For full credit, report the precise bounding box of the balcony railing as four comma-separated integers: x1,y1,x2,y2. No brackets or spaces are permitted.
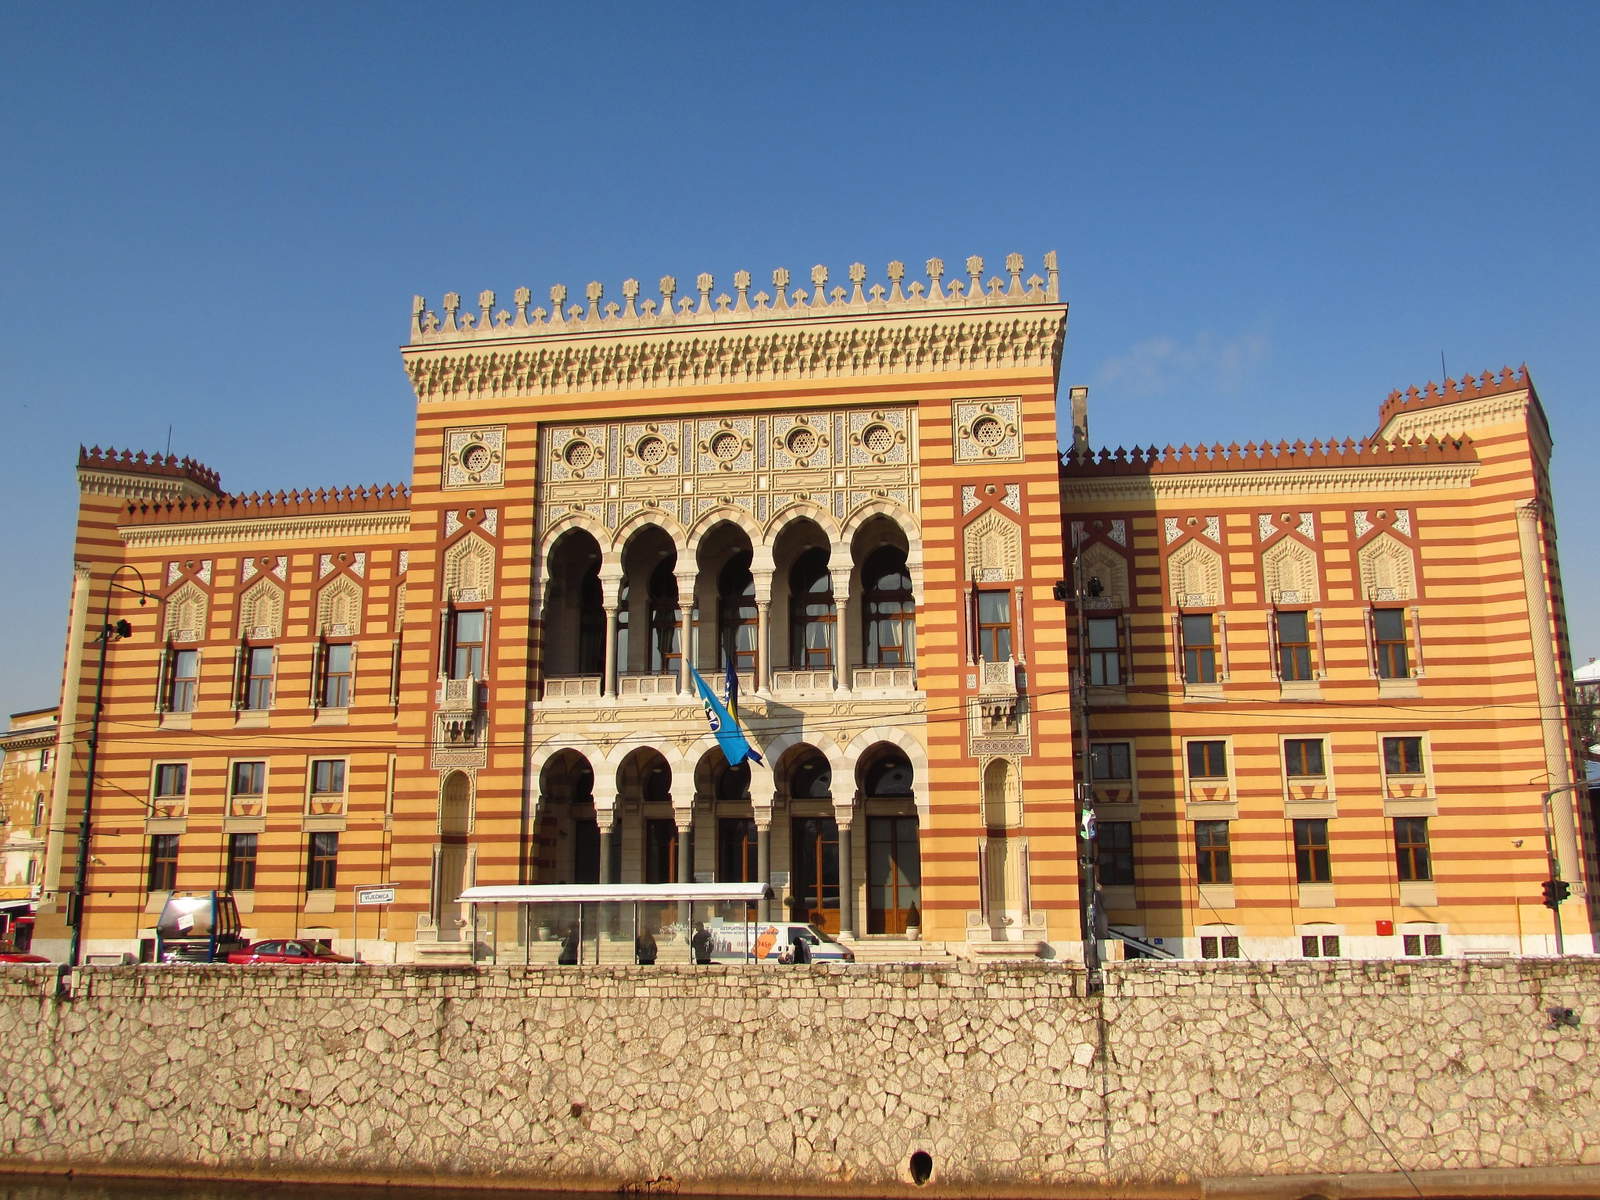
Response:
851,665,916,691
618,672,679,698
544,675,602,700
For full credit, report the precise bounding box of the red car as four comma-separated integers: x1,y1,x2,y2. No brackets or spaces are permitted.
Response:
225,939,353,965
0,952,51,964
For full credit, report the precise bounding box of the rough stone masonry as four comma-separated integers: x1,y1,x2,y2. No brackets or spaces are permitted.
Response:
0,958,1596,1197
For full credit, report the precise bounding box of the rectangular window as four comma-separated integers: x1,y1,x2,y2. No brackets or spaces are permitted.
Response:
451,610,486,679
1294,818,1331,883
147,834,179,892
310,759,346,798
1383,736,1424,776
168,649,199,712
977,590,1013,662
1301,935,1341,958
1195,820,1231,884
1200,935,1240,959
244,646,275,710
32,792,45,829
1276,611,1313,681
227,833,258,891
321,643,353,708
1284,738,1325,778
1086,616,1122,685
1394,816,1431,882
1373,608,1409,678
230,760,265,799
1098,821,1135,886
1187,740,1228,779
153,763,188,802
1090,741,1133,782
40,747,51,771
1181,614,1217,683
306,832,339,891
1403,933,1443,957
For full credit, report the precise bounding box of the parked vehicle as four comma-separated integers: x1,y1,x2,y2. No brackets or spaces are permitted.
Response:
0,952,50,964
708,921,854,963
226,939,353,966
155,891,249,963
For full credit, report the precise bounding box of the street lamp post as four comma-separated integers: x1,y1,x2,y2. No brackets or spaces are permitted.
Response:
67,564,158,968
1539,779,1591,957
1056,555,1104,993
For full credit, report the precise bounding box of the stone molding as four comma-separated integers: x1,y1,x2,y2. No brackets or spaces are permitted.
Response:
404,308,1067,402
1061,462,1479,504
120,511,411,549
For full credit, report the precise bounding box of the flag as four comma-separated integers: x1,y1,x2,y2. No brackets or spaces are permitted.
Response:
724,656,740,721
690,663,763,767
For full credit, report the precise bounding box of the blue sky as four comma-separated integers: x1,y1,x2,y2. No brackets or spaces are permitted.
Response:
2,1,1597,720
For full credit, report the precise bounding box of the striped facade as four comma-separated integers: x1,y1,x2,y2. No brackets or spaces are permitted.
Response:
27,254,1594,963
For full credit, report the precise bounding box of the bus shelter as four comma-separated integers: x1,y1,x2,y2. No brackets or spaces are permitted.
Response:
455,882,774,965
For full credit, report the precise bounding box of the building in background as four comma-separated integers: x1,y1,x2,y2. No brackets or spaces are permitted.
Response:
0,707,57,949
27,252,1595,963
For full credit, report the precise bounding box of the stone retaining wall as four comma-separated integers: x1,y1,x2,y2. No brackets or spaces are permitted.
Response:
1,958,1596,1196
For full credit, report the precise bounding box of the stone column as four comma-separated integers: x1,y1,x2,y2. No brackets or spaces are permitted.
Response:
835,805,855,938
1516,501,1582,887
830,568,852,695
755,599,772,694
677,572,697,696
755,814,773,920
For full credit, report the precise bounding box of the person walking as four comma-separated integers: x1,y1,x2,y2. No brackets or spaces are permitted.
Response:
691,921,713,965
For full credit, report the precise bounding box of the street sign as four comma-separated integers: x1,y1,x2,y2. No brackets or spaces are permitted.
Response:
356,886,396,906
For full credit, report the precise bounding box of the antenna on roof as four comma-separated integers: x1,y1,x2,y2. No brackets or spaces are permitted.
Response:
1440,351,1447,382
165,424,173,458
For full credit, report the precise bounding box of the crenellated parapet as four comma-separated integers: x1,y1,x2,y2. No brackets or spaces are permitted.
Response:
1376,365,1535,428
409,253,1061,344
79,445,222,491
122,483,411,526
1062,434,1476,478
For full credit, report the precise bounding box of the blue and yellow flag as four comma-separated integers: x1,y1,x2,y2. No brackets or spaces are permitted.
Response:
690,663,763,767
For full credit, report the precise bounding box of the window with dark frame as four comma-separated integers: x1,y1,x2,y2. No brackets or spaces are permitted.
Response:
1086,616,1122,685
1187,740,1228,779
227,833,258,891
1373,608,1410,678
230,760,265,799
1403,933,1444,956
718,552,760,673
153,763,187,802
863,546,915,666
321,642,353,707
243,646,275,710
1293,818,1331,883
147,834,179,892
1090,742,1133,782
1195,820,1231,884
1394,816,1432,882
1181,613,1217,682
168,649,199,712
1098,821,1135,886
790,548,836,668
307,832,339,891
1200,935,1240,959
1276,610,1313,681
450,610,486,680
976,589,1013,663
310,759,346,799
1284,738,1326,778
1301,934,1341,957
1383,736,1424,776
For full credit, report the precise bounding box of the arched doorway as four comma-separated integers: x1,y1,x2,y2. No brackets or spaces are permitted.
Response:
859,745,920,934
436,771,473,940
535,751,597,884
618,747,676,883
784,746,837,931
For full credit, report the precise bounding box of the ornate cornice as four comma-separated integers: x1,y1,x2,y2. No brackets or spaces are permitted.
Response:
0,726,57,753
77,469,219,504
1061,462,1481,504
404,307,1067,403
119,510,411,549
1380,393,1546,460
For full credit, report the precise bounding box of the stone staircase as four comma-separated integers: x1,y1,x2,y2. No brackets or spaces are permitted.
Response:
842,938,959,964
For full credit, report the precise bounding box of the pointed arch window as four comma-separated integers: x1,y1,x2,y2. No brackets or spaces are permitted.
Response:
718,551,758,673
863,546,914,666
578,570,605,675
648,559,680,674
790,548,835,668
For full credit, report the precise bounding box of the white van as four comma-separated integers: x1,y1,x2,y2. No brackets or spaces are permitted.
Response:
708,921,853,963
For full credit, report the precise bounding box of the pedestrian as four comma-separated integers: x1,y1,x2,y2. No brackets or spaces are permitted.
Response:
558,924,579,965
691,921,713,965
635,926,658,965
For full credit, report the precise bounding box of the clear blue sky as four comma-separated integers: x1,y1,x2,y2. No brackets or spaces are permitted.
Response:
3,1,1596,720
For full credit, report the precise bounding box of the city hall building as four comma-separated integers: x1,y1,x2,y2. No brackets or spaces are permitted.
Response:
28,251,1595,963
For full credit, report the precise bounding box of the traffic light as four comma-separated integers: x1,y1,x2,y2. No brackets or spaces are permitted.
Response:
1542,879,1571,909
